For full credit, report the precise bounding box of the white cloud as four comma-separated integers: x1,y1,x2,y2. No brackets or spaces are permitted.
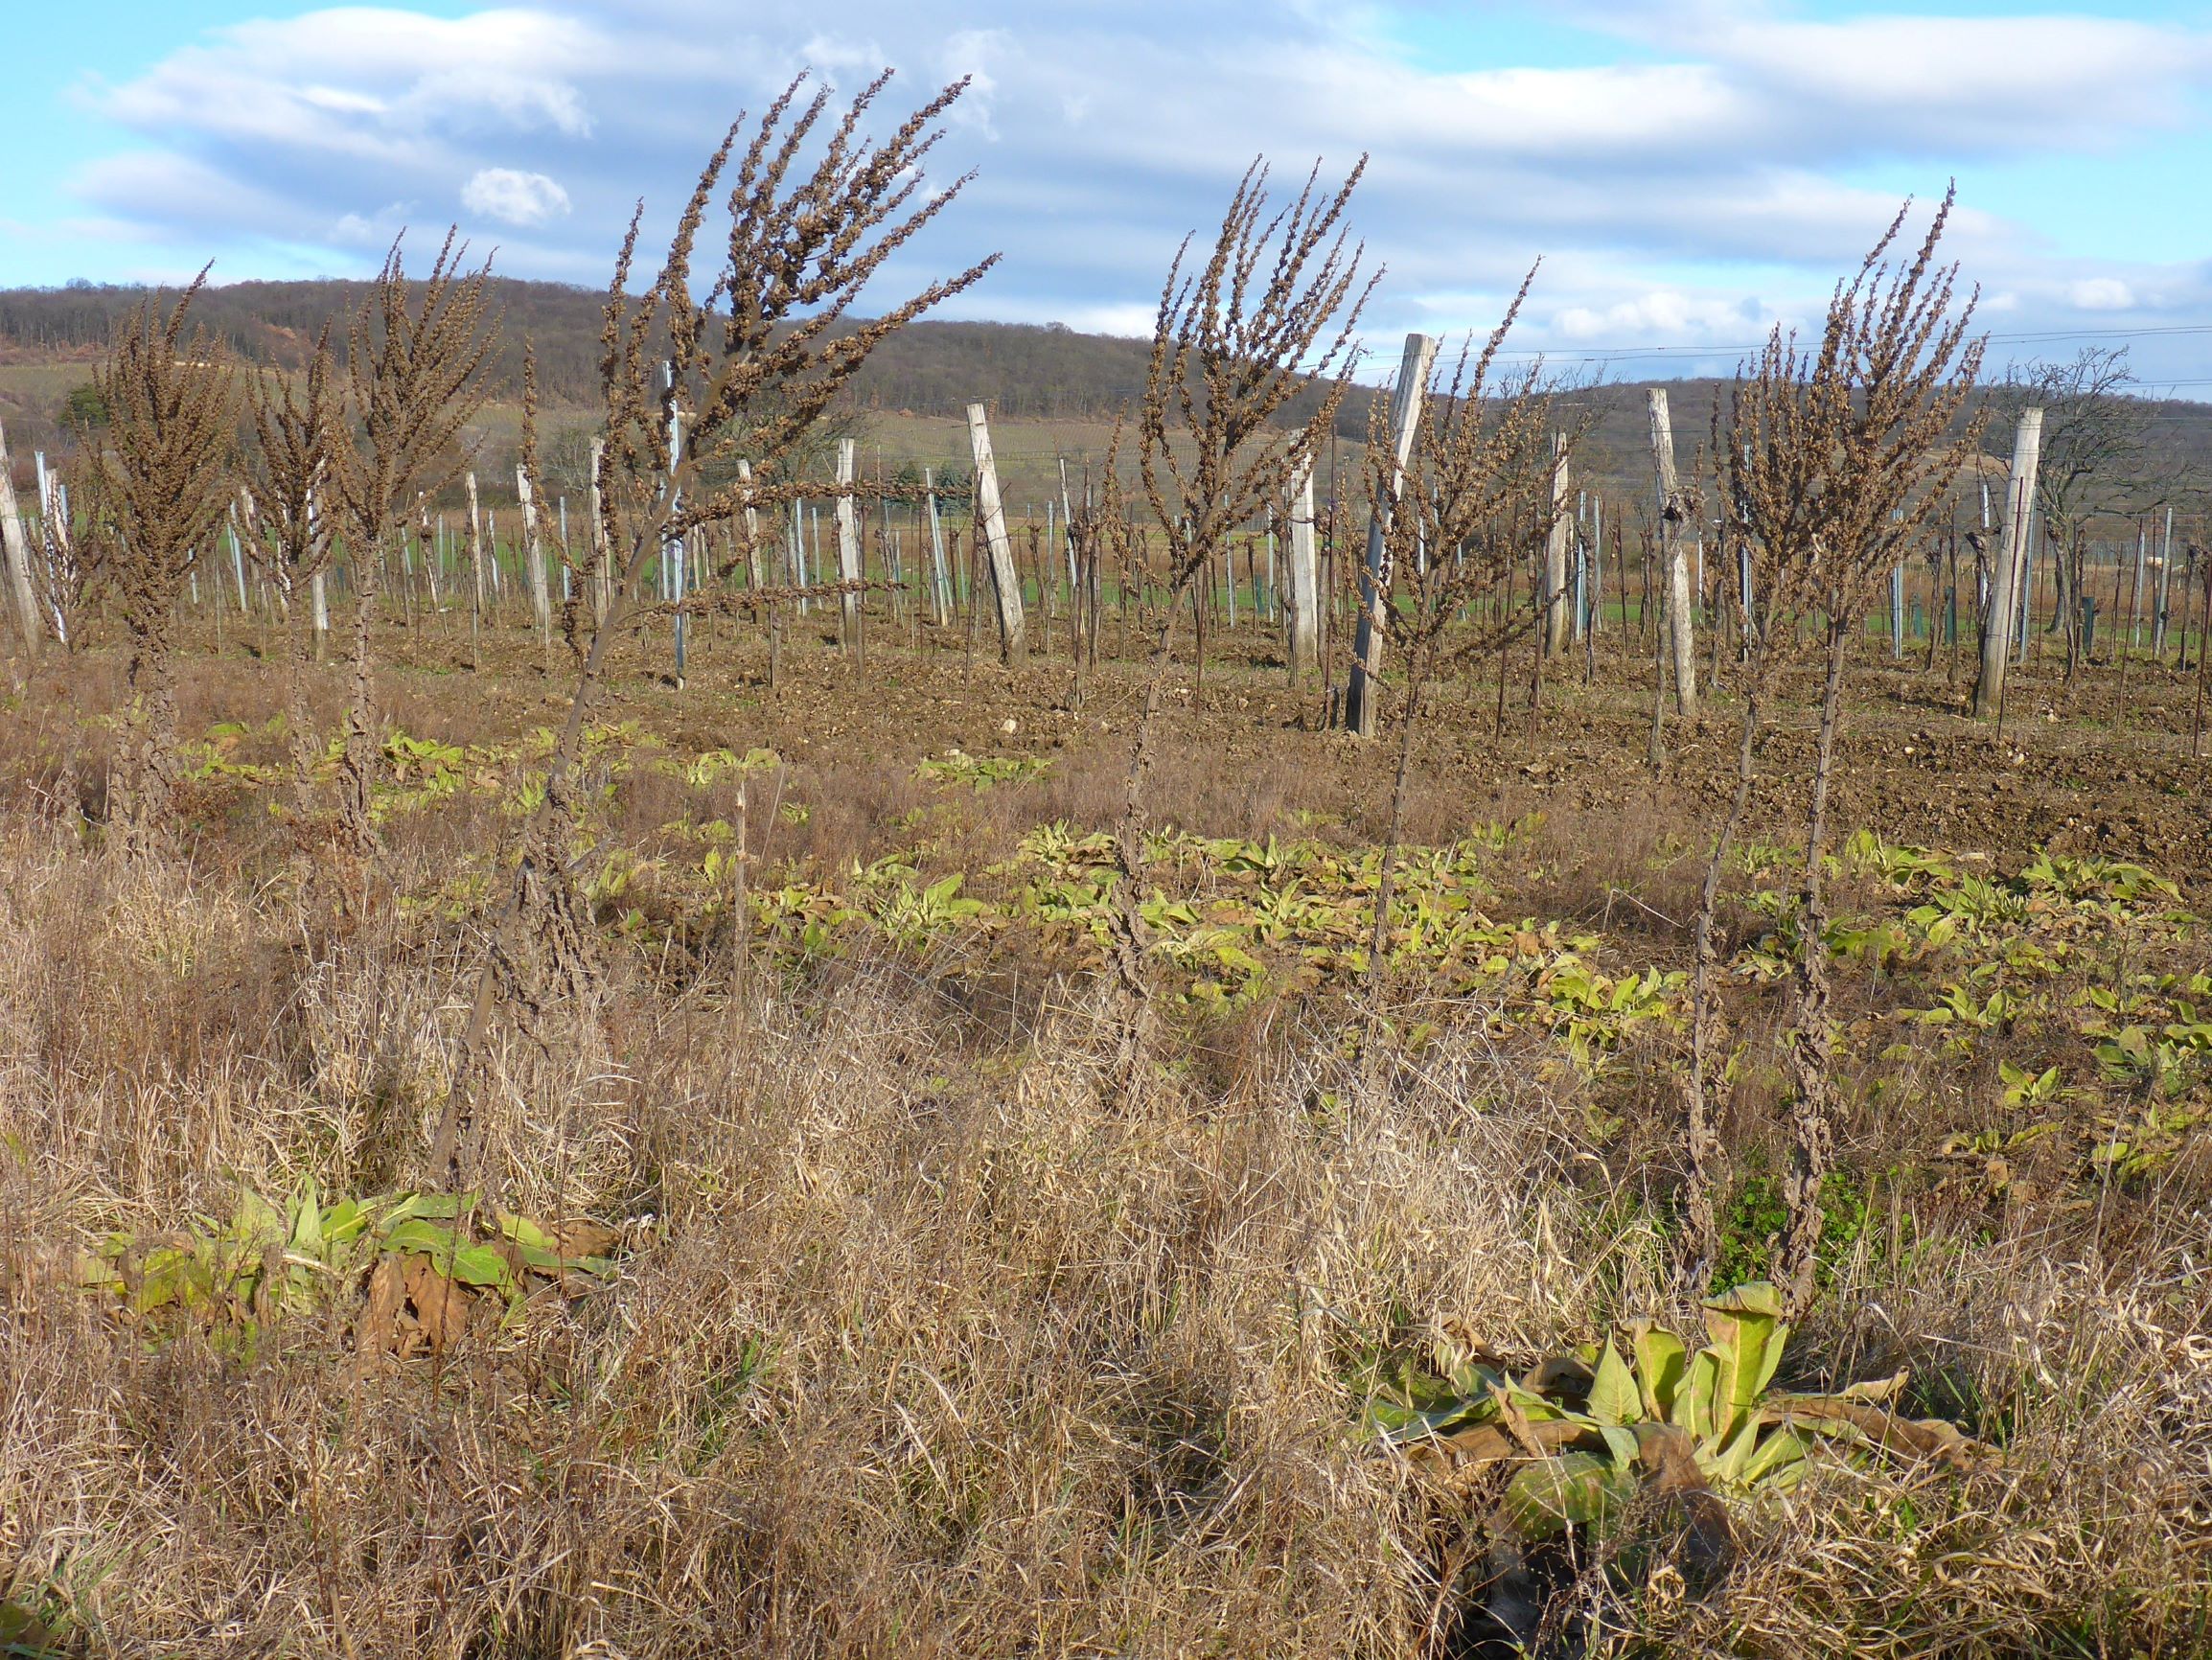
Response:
332,207,409,245
1553,289,1766,345
30,0,2212,385
461,167,571,226
92,6,601,169
2069,278,2136,312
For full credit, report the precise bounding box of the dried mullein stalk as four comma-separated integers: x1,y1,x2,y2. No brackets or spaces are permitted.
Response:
427,69,998,1185
1688,189,1986,1306
1359,271,1565,1011
81,269,238,847
329,232,499,863
243,322,344,817
1107,159,1374,1065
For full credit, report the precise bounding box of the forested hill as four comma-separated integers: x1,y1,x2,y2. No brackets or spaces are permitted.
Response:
5,277,2207,494
0,276,1153,419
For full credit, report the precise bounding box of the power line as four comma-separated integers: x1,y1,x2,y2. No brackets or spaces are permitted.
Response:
1485,320,2212,365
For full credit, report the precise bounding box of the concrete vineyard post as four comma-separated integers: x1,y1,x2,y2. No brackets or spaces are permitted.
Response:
1544,431,1572,657
588,438,610,625
736,460,763,592
517,464,553,650
1262,513,1277,625
301,476,328,660
1223,507,1238,631
1286,459,1319,683
1592,496,1604,640
788,499,805,614
45,473,73,645
966,403,1026,666
2155,507,2175,659
924,467,952,625
1647,389,1698,721
1046,501,1062,635
2131,520,2148,651
871,464,898,625
1576,541,1589,641
665,369,687,685
1974,406,2043,721
0,420,42,656
1346,332,1439,738
563,527,575,605
465,471,487,623
1058,456,1079,604
835,437,864,665
228,521,249,615
423,497,444,613
237,489,265,617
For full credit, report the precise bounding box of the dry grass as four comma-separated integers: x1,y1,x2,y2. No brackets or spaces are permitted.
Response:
0,642,2208,1659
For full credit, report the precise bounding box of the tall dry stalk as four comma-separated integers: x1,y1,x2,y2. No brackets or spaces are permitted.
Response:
1359,271,1556,1003
517,339,554,663
329,233,499,860
243,324,344,810
78,271,238,845
1702,190,1984,1308
1108,160,1373,1049
427,69,997,1184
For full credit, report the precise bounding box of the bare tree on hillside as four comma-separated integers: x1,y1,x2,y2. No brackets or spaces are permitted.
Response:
1984,347,2171,678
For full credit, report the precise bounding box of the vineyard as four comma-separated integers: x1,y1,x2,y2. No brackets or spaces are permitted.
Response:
1,72,2209,1660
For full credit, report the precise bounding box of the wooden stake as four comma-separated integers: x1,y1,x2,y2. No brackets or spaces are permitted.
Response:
1544,431,1571,657
835,437,863,665
1974,407,2042,721
1285,458,1319,683
1647,389,1697,721
1346,332,1439,737
965,404,1026,666
0,420,43,656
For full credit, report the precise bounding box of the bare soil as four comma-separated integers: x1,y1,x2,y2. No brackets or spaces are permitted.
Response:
153,605,2212,902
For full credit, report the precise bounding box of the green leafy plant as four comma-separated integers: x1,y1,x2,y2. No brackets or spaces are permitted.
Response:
913,751,1052,791
1366,1282,1979,1548
80,1180,616,1357
0,1596,62,1660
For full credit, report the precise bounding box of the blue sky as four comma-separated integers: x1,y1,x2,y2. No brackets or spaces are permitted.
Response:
5,0,2210,391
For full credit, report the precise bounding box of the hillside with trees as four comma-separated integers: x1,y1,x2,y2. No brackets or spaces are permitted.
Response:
6,277,2207,503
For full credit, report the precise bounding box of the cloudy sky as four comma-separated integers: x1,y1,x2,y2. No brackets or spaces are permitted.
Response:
5,0,2210,390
